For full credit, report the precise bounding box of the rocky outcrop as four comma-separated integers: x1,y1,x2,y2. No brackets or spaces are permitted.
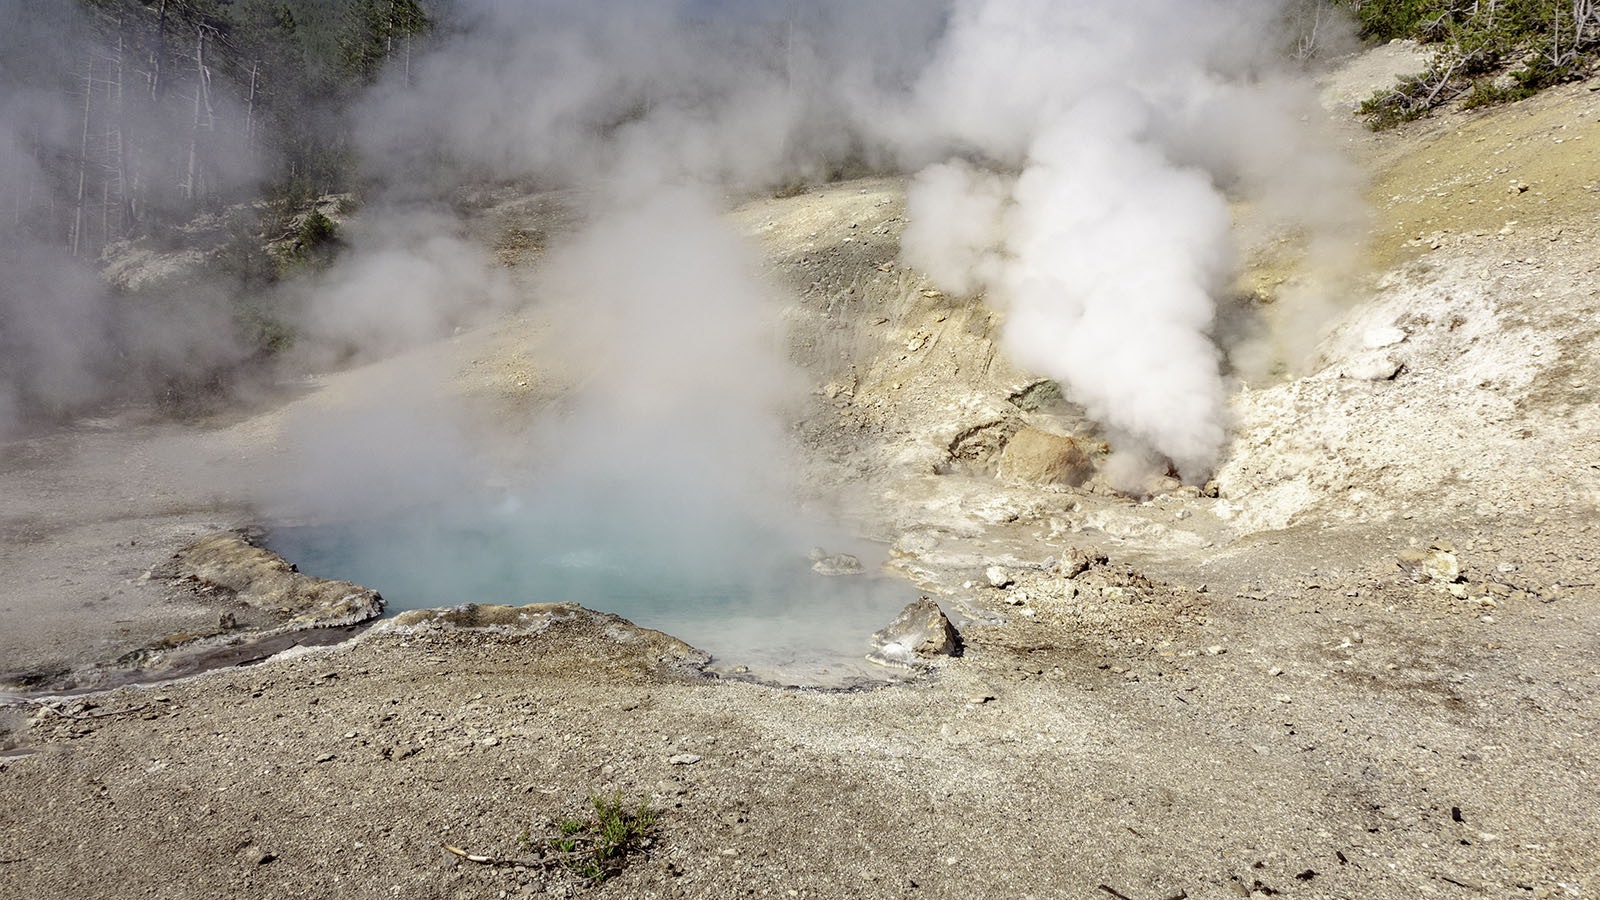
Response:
995,428,1096,487
155,532,384,628
867,597,960,669
380,602,712,674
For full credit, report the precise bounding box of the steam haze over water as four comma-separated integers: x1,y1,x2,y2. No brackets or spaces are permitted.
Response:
2,1,1364,672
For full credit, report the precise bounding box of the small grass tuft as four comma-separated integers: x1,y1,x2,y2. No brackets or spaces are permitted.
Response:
519,793,658,884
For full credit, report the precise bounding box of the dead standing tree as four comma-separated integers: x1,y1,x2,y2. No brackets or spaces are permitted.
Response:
182,23,215,204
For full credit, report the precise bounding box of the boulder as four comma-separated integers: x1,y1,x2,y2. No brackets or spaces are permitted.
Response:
1059,547,1109,579
996,428,1095,486
985,565,1013,588
867,597,960,669
1398,545,1462,584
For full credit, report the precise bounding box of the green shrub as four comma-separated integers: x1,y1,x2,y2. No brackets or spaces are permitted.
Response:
297,210,339,251
1343,0,1435,41
1341,0,1599,127
519,793,658,884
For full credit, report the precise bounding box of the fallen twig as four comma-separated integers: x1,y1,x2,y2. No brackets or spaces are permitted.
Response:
1098,886,1136,900
441,843,586,870
1438,874,1482,891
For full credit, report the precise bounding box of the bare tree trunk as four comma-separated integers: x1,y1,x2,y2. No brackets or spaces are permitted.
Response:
73,55,94,257
1577,0,1599,42
184,27,209,204
114,10,133,235
151,0,168,100
1551,4,1564,66
245,59,259,143
100,156,111,250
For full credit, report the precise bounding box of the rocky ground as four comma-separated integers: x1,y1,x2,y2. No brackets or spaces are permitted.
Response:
2,49,1599,899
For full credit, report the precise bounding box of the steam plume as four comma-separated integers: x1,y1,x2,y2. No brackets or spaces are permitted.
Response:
328,0,1360,484
2,0,1364,501
899,0,1363,481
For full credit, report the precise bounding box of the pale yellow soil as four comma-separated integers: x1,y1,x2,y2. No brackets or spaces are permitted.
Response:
1368,79,1600,266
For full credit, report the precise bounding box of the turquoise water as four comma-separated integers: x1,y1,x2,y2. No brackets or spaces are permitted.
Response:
267,501,914,672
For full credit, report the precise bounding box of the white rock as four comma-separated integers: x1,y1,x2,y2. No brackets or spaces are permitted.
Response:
1363,326,1408,349
986,566,1013,588
1343,358,1404,381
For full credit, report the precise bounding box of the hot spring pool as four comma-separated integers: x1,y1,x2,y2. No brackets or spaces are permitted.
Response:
268,506,917,678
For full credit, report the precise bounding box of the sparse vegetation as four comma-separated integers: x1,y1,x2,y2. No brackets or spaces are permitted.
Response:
1342,0,1600,127
771,179,810,200
519,793,659,885
287,210,344,268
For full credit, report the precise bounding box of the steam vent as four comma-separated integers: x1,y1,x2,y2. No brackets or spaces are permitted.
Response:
3,3,1599,898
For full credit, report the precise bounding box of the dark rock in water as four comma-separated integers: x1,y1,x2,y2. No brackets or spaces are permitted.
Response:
809,548,864,576
868,597,960,669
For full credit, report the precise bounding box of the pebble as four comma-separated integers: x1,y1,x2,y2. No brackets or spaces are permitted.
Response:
986,566,1013,589
668,753,702,766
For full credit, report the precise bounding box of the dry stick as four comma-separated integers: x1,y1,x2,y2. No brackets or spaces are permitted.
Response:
1423,57,1468,107
1098,886,1136,900
441,843,592,870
